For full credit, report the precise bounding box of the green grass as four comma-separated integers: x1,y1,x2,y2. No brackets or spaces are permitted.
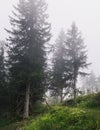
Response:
86,108,100,125
0,107,100,130
23,106,100,130
0,92,100,130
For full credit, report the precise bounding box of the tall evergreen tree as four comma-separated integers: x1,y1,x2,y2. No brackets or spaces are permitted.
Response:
0,42,7,113
6,0,51,118
51,30,71,103
66,22,89,103
0,44,5,88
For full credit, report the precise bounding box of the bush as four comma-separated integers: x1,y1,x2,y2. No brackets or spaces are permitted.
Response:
64,92,100,108
76,92,100,108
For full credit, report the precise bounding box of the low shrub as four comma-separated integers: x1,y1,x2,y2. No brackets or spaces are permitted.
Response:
64,92,100,108
76,92,100,108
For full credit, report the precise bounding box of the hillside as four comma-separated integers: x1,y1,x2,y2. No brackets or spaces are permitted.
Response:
0,92,100,130
24,107,100,130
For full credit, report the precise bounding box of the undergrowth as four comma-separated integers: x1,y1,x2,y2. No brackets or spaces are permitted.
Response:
24,106,100,130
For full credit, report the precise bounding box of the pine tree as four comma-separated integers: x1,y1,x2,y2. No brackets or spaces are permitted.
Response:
6,0,51,118
66,22,89,104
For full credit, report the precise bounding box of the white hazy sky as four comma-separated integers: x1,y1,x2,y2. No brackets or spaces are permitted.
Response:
0,0,100,75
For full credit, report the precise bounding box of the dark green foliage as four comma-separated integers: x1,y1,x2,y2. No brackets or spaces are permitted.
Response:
30,102,49,116
24,106,99,130
0,43,9,116
76,92,100,108
6,0,51,116
64,92,100,108
0,118,24,130
0,45,5,88
0,103,48,130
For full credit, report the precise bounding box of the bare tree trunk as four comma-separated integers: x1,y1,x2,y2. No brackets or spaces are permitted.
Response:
60,88,63,103
73,78,76,105
23,84,30,119
45,99,51,109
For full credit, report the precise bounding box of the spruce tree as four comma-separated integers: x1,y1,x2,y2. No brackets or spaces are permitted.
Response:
6,0,51,118
51,30,71,103
0,42,7,113
0,45,5,88
66,22,89,104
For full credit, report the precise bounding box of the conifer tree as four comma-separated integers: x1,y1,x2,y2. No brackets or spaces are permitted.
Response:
0,42,7,112
66,22,89,104
51,30,71,103
6,0,51,118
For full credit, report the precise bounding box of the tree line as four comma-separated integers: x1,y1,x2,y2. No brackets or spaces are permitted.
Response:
0,0,89,119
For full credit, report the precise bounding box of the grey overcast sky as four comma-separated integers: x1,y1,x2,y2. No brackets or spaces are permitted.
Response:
0,0,100,75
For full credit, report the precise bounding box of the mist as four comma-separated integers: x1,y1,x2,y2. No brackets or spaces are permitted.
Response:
0,0,100,75
0,0,100,128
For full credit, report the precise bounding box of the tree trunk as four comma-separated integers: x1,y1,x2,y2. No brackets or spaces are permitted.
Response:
60,89,63,103
23,84,30,119
45,99,51,109
73,78,76,105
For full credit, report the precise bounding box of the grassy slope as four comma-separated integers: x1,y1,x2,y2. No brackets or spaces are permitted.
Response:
0,92,100,130
87,109,100,121
23,107,100,130
0,108,100,130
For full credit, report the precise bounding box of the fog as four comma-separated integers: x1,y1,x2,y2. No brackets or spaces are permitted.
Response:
0,0,100,75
